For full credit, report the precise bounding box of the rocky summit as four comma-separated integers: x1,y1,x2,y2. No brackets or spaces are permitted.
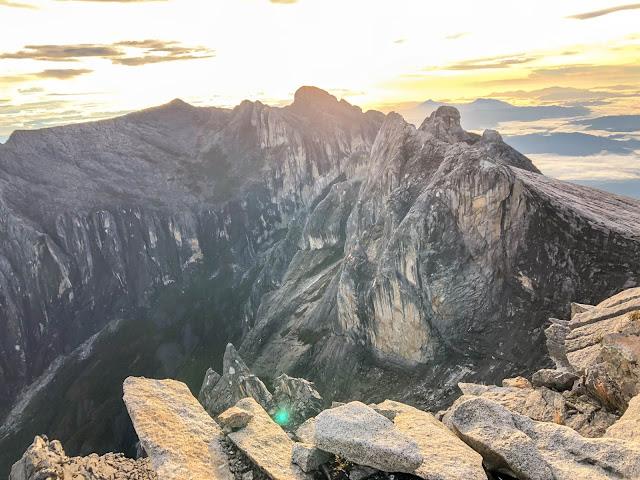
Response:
9,287,640,479
2,87,640,475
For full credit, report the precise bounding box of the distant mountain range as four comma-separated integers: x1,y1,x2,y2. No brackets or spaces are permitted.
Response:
410,98,589,130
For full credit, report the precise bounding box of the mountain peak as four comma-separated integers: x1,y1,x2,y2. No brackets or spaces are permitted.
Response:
293,86,339,108
165,98,193,109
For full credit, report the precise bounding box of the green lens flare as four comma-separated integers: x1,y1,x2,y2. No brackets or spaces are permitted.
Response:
274,409,290,425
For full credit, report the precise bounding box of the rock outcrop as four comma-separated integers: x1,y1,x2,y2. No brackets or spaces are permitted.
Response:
224,397,308,480
199,344,273,416
313,401,423,473
3,86,640,474
10,435,156,480
374,400,486,480
272,374,324,427
605,394,640,441
449,396,640,480
122,377,233,480
558,288,640,412
448,381,618,437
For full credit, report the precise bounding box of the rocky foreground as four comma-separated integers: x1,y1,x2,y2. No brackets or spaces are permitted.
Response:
10,287,640,479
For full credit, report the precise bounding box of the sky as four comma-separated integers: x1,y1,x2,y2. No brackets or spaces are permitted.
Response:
0,0,639,195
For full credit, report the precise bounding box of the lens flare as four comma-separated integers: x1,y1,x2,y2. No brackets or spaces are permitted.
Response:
274,409,290,426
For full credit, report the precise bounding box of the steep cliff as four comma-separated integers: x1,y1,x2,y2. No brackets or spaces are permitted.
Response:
1,87,639,474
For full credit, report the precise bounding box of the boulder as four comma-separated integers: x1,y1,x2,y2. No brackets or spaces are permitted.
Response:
449,396,640,480
122,377,232,480
313,401,423,473
295,417,316,444
606,394,640,441
374,400,487,480
457,383,565,424
225,397,307,480
217,406,253,431
291,443,332,473
199,343,273,416
531,369,578,392
272,374,324,426
10,435,156,480
502,376,533,389
453,382,616,437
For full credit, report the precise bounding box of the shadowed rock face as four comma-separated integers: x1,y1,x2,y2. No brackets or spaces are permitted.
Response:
1,86,640,474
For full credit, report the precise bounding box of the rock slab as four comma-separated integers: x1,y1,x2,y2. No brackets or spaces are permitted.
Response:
314,401,423,473
449,396,640,480
122,376,233,480
375,400,486,480
226,397,308,480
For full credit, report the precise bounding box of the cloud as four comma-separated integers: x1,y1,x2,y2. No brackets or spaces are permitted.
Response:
477,63,640,90
0,0,36,8
573,115,640,133
56,0,166,2
0,40,214,66
504,132,640,156
36,69,93,79
427,53,538,71
0,69,92,85
18,87,45,94
568,3,640,20
402,98,589,130
489,86,640,104
445,32,469,40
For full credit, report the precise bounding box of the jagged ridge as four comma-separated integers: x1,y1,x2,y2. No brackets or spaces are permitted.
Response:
1,87,639,476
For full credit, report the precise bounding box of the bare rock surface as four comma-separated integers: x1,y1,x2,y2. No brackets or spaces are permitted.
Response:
10,435,156,480
199,368,222,405
531,369,578,392
272,374,324,426
122,376,233,480
295,417,317,444
200,344,273,416
218,406,254,431
313,401,423,473
606,394,640,441
550,288,640,411
225,397,308,480
452,381,617,437
374,400,486,480
457,382,566,424
449,396,640,480
291,443,332,473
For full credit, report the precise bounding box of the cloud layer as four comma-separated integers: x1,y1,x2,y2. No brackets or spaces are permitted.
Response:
1,40,214,66
568,3,640,20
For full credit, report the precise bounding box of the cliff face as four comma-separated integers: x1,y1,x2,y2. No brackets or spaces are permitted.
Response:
1,87,640,473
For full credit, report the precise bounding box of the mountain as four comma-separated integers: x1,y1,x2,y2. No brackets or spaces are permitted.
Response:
1,87,640,475
401,97,589,129
573,114,640,132
504,131,640,156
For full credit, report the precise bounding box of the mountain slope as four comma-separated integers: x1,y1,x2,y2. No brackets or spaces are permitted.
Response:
1,87,639,474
